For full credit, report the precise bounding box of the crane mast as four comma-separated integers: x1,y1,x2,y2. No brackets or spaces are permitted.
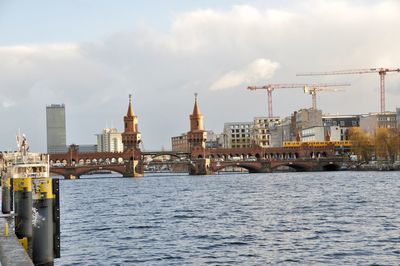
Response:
297,68,400,113
304,86,346,109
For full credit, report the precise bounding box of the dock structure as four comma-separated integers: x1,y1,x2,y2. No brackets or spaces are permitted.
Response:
0,215,34,266
1,142,60,266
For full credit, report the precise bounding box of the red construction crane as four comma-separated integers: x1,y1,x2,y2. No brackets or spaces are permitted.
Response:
247,83,348,117
297,68,400,113
304,86,346,109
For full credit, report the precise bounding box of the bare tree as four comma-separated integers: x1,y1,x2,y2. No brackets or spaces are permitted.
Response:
348,127,373,163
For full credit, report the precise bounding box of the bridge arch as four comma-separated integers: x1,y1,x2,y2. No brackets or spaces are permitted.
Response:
321,163,340,171
77,167,125,177
271,163,309,172
213,162,261,173
149,153,184,160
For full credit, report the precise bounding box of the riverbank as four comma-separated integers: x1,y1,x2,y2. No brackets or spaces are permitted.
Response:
354,162,400,171
0,215,33,266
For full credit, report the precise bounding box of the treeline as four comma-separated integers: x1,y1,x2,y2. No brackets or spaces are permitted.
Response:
349,127,400,163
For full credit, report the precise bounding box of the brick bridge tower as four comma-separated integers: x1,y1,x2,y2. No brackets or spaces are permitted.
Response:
187,93,207,155
121,94,143,177
122,94,141,150
187,93,211,175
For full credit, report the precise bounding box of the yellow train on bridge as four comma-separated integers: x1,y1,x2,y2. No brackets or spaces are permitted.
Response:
283,140,352,148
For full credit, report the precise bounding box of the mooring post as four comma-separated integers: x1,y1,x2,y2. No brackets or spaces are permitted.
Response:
1,175,12,214
13,177,33,256
32,177,58,265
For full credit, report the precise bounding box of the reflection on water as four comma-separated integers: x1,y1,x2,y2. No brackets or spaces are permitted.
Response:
57,171,400,265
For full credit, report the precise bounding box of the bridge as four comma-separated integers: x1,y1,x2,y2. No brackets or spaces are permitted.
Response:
208,158,344,173
49,95,350,179
49,143,348,178
49,144,143,179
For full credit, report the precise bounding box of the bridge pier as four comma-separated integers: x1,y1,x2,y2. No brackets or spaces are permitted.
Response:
189,159,214,175
65,174,79,180
64,167,80,180
123,160,144,177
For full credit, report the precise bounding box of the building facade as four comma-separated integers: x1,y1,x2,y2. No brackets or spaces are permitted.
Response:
205,131,223,149
46,104,67,153
222,122,252,148
301,126,341,142
323,114,360,140
96,128,123,152
294,108,323,133
360,112,397,134
252,117,281,148
171,134,190,152
76,144,98,153
270,117,292,147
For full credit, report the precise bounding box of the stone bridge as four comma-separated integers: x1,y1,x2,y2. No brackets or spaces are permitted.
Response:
188,145,345,175
49,143,347,178
206,158,344,174
49,145,143,179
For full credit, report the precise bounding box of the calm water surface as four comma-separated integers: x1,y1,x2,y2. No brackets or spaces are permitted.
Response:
57,171,400,265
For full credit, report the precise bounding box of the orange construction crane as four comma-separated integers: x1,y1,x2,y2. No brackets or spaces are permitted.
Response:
297,68,400,113
247,83,349,117
304,86,346,109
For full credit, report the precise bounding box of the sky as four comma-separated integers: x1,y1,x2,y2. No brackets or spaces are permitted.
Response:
1,0,400,152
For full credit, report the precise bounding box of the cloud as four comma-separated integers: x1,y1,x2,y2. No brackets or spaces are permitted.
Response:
210,59,280,90
1,1,400,151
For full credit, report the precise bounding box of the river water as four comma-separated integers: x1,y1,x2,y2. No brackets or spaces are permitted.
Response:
57,171,400,265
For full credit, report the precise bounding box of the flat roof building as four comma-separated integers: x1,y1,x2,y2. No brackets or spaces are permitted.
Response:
360,112,397,134
46,104,67,153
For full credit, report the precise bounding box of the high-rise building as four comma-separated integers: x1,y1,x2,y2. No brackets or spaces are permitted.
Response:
46,104,67,153
96,128,123,152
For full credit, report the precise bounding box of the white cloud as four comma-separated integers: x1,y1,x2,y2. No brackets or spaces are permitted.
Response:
1,1,400,151
210,59,280,91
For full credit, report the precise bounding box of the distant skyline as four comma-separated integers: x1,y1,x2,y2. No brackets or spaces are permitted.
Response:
1,0,400,152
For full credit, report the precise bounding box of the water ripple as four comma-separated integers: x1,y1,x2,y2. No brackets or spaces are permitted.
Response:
57,171,400,265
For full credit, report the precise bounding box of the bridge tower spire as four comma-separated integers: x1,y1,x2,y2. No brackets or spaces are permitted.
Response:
122,94,141,151
188,93,207,153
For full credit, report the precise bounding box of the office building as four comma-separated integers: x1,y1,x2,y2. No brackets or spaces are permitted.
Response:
96,128,123,152
46,104,67,153
360,112,397,134
223,122,252,148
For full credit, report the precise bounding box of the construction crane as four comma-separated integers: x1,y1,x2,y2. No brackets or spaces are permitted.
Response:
297,68,400,113
304,86,346,109
247,83,348,117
